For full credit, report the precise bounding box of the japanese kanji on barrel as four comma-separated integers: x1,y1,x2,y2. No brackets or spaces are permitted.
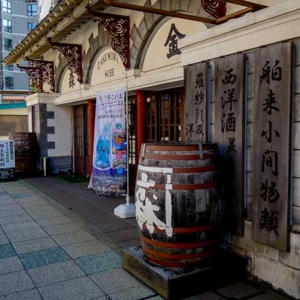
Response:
135,143,224,268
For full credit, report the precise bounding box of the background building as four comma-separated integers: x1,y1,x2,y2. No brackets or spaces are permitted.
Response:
0,0,38,103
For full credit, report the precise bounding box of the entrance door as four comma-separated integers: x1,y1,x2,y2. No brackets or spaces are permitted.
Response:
74,104,90,177
146,88,184,143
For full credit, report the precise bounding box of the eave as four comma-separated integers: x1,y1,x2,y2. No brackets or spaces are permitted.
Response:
3,0,267,66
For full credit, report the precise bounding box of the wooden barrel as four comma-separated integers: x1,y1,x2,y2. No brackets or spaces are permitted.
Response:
135,143,223,268
9,132,39,173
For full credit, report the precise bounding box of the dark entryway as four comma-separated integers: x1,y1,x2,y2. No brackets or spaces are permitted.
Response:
74,104,90,177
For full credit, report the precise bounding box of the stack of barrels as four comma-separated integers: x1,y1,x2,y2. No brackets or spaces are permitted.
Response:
9,132,39,173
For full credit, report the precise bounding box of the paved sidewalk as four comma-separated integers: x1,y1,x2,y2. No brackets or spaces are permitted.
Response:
0,179,294,300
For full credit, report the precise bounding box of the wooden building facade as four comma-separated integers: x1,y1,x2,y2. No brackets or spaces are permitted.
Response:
3,0,300,298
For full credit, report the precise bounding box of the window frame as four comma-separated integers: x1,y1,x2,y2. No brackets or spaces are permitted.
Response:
3,38,13,51
27,22,35,31
4,64,13,71
27,4,37,16
5,77,14,90
3,0,12,14
3,19,12,33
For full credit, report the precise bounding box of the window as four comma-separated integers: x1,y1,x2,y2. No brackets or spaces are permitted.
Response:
146,89,182,142
27,4,37,16
3,38,12,51
3,0,12,14
3,19,12,33
5,77,14,89
4,64,13,71
27,22,35,31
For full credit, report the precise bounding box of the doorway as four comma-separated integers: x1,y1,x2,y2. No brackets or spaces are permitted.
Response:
74,104,90,177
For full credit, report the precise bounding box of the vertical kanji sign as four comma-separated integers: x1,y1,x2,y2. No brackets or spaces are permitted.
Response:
252,43,293,252
215,54,245,236
184,62,208,142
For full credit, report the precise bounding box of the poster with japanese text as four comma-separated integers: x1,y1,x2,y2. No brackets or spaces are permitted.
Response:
252,43,292,252
0,140,15,182
88,89,127,197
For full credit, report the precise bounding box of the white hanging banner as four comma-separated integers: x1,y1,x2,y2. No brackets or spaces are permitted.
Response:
88,88,127,197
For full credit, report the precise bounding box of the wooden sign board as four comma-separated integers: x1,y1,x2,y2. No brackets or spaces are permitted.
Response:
184,62,208,142
215,53,245,236
252,43,293,252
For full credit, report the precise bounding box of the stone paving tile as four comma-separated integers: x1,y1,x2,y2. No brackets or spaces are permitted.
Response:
0,256,24,275
0,207,26,218
90,267,142,294
184,291,226,300
28,260,85,287
118,238,141,249
17,199,48,208
14,196,43,203
216,282,261,299
43,222,82,236
0,213,33,225
0,203,21,211
51,230,95,246
10,192,35,198
6,227,48,243
38,276,105,300
0,227,3,235
62,239,110,258
0,270,35,296
75,251,122,275
105,227,140,242
29,210,65,220
0,194,12,200
0,244,16,258
249,293,288,300
1,220,39,233
108,285,156,300
13,236,59,254
0,198,16,205
0,235,9,246
24,205,58,214
36,215,73,227
0,289,43,300
20,247,70,269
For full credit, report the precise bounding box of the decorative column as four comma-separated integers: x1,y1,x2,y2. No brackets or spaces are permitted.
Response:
136,90,146,160
88,99,95,177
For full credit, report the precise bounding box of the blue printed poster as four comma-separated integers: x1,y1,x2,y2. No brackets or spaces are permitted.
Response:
88,89,127,196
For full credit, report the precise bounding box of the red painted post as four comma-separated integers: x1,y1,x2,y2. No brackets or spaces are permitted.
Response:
88,99,95,177
136,90,146,161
